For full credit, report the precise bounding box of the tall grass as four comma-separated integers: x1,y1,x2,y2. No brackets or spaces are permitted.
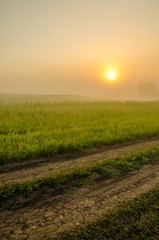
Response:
0,98,159,163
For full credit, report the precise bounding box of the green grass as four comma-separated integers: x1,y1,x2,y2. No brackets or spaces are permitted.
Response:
58,187,159,240
1,96,159,163
0,146,159,205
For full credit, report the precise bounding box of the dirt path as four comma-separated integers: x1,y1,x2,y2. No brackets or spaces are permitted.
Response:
0,159,159,240
1,137,159,186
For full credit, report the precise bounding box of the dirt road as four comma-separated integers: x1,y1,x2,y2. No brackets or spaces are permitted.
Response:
0,159,159,239
0,137,159,239
1,137,159,186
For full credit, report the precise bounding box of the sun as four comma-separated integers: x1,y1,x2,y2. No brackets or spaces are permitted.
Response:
106,71,116,81
100,63,120,83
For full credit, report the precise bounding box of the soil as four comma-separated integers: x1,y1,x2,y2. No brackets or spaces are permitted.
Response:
0,137,159,240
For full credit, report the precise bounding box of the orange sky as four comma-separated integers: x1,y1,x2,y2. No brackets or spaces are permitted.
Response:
0,0,159,98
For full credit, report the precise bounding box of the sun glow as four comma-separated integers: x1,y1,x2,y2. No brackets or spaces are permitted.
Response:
106,71,116,80
100,63,122,84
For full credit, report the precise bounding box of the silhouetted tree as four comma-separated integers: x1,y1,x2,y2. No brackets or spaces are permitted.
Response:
138,81,158,99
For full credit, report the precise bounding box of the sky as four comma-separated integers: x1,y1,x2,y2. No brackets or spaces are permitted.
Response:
0,0,159,98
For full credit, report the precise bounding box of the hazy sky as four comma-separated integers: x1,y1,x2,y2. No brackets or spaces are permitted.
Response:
1,0,159,97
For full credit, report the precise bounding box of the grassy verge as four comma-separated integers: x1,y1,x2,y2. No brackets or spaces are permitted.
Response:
58,187,159,240
0,146,159,204
1,101,159,163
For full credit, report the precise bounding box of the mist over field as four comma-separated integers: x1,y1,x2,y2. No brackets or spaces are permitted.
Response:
1,0,159,100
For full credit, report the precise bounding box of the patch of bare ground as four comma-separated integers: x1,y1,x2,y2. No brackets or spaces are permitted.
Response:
0,160,159,239
1,136,159,186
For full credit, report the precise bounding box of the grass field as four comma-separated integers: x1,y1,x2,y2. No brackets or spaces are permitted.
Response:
1,95,159,240
1,95,159,163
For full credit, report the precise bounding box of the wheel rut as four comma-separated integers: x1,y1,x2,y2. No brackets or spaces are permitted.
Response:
1,160,159,240
1,136,159,186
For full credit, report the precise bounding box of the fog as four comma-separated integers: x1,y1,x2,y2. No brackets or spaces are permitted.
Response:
1,0,159,100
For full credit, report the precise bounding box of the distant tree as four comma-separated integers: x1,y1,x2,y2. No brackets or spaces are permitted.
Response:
138,81,158,99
